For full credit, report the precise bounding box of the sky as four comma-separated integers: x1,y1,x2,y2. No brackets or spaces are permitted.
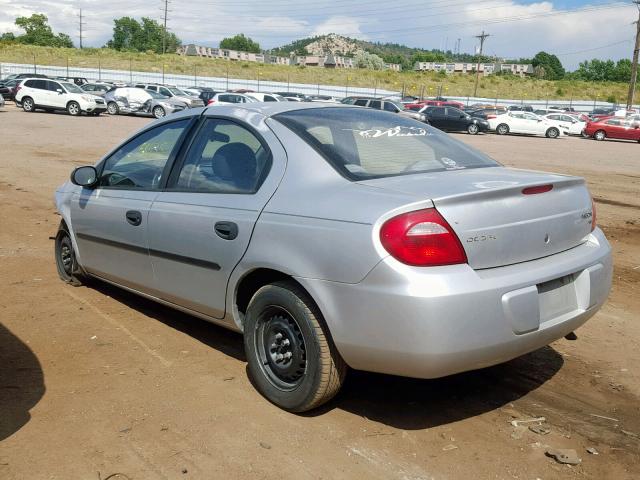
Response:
0,0,638,70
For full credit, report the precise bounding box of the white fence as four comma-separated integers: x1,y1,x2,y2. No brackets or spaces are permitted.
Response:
1,61,637,112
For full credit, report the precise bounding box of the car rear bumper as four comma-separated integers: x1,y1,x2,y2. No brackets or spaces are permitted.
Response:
298,228,612,379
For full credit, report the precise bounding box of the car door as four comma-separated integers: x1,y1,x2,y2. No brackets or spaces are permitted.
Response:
70,118,192,291
147,116,286,320
445,107,466,131
603,119,624,139
427,107,447,130
46,80,68,109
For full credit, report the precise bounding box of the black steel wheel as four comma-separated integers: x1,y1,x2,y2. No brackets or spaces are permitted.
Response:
244,281,347,412
55,223,84,286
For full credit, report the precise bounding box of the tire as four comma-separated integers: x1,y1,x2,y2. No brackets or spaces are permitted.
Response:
67,101,81,116
152,106,166,119
594,130,606,141
107,102,119,115
54,223,84,286
22,97,35,112
546,127,559,139
244,281,347,412
467,123,479,135
581,130,590,138
496,123,509,135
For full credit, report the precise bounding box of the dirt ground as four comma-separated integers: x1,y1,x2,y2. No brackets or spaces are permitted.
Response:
0,105,639,480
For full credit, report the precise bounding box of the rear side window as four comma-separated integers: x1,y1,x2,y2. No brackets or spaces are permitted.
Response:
383,102,398,112
275,107,499,180
369,100,382,109
263,95,277,102
26,79,46,89
173,119,271,193
354,99,368,106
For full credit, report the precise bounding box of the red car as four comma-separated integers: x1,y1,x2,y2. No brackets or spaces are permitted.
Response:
404,99,464,110
584,117,640,142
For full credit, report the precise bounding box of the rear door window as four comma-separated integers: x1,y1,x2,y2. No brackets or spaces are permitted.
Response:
369,100,382,109
354,99,368,106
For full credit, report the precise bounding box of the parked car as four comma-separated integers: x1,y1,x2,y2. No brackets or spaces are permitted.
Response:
54,103,611,412
589,108,616,120
15,78,106,116
533,108,566,116
0,79,20,100
184,87,220,105
351,97,425,122
307,94,339,103
468,107,507,120
246,92,288,102
207,93,257,105
507,105,534,112
0,93,4,109
55,76,89,86
275,92,310,101
81,83,111,97
105,87,187,118
583,117,640,142
1,73,48,85
283,97,303,102
134,83,205,108
488,111,568,138
421,106,490,134
543,113,587,136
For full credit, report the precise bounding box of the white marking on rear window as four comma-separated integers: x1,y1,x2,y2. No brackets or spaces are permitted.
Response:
347,126,430,138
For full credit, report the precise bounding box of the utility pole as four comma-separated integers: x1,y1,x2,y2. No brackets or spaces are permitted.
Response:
626,0,640,110
473,31,490,98
162,0,170,55
78,8,86,49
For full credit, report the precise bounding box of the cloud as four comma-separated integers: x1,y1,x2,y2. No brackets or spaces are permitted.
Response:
311,15,367,39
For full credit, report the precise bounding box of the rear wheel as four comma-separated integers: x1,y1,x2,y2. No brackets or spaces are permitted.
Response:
107,102,119,115
244,281,347,412
594,130,606,141
22,97,35,112
467,123,479,135
152,106,166,119
67,101,81,116
55,223,84,286
496,123,509,135
546,127,559,139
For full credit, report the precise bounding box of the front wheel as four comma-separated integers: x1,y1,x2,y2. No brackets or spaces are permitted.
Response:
496,123,509,135
467,123,479,135
55,224,84,286
546,127,559,139
244,281,347,412
67,101,81,116
594,130,606,141
107,102,119,115
152,106,166,118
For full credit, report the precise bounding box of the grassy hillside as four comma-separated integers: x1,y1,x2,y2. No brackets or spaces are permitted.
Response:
0,43,629,102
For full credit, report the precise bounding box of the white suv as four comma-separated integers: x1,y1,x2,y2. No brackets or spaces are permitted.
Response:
15,78,106,116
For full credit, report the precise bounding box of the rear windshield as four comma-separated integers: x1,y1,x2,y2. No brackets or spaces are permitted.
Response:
275,107,499,180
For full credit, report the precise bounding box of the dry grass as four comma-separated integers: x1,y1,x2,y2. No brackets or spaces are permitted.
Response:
0,44,629,102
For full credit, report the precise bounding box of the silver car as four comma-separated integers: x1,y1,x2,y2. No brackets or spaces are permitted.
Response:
104,87,187,119
54,104,612,412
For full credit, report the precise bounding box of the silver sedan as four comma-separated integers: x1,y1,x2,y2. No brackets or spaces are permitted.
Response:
54,104,612,412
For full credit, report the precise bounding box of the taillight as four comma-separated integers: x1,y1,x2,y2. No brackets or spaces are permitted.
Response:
591,197,597,231
379,208,467,266
207,99,215,105
522,184,553,195
487,114,496,119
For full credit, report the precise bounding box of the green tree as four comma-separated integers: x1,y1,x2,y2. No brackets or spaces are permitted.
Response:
0,32,16,42
13,14,73,47
531,51,565,80
107,17,180,53
353,51,385,70
219,34,260,53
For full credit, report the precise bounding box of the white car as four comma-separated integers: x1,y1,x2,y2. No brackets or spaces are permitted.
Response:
245,92,287,102
15,78,106,116
207,92,257,105
543,113,587,136
489,111,568,138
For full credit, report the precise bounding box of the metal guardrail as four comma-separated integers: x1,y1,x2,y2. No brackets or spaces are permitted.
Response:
2,62,638,112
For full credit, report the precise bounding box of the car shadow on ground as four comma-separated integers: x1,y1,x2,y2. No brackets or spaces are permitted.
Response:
0,323,45,441
84,279,563,429
87,280,245,362
318,346,563,429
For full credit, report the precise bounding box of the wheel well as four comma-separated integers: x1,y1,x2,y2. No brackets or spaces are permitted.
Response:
235,268,294,316
67,100,79,108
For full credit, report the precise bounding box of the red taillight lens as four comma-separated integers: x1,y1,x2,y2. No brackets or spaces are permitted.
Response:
379,208,467,266
207,99,215,105
522,184,553,195
591,197,597,231
487,114,496,119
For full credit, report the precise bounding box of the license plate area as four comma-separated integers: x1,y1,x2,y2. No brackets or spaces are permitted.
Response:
537,273,578,322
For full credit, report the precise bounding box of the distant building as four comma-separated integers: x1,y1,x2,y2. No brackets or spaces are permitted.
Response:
178,44,401,70
414,61,533,77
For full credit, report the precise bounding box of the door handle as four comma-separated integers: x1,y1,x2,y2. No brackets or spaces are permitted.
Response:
214,221,238,240
125,210,142,226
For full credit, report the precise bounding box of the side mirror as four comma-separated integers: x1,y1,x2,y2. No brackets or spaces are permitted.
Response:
70,166,98,188
57,89,63,94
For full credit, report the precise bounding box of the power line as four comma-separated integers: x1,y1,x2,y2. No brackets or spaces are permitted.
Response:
473,31,490,97
555,39,632,56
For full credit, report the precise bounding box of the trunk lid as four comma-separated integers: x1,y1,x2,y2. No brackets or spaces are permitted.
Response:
359,167,594,269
